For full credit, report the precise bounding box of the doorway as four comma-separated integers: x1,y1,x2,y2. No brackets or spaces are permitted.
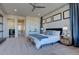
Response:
18,19,25,37
7,18,15,38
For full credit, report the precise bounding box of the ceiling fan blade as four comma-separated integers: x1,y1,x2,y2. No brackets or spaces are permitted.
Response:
35,6,45,8
29,3,46,12
29,3,35,7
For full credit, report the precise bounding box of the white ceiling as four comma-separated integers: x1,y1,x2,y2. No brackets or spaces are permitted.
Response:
1,3,66,17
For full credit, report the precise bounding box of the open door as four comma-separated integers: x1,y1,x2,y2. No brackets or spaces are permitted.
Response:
18,19,25,37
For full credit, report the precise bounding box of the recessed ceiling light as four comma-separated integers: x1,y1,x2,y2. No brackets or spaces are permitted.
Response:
14,9,17,12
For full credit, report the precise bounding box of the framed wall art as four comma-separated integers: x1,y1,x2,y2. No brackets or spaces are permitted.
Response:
46,18,52,23
63,9,70,19
53,13,62,21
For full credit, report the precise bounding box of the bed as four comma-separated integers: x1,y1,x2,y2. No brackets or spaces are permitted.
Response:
28,28,62,49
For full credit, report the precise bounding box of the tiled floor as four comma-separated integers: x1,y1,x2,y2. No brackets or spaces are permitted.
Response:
0,36,79,55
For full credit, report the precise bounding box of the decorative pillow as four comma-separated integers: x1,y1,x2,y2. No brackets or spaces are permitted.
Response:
44,30,60,36
46,30,53,35
52,31,60,35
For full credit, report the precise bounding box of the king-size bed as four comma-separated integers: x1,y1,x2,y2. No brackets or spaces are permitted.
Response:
27,28,62,49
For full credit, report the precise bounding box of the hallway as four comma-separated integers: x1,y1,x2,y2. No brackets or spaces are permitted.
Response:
0,36,79,55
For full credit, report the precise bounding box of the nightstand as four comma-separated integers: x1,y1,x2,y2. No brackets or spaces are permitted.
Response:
60,36,71,46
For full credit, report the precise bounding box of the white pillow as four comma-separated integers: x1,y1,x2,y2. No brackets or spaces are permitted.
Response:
52,31,60,35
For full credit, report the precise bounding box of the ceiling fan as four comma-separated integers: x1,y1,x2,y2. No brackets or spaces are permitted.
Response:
29,3,46,12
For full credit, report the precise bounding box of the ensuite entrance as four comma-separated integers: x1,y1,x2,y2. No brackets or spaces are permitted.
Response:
7,17,26,38
18,18,25,37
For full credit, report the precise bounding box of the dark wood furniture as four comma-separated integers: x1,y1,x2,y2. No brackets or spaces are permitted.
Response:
9,29,15,37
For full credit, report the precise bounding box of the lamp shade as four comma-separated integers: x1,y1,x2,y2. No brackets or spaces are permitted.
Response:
41,28,44,30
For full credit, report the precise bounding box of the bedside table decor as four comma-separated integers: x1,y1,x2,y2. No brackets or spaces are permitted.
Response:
60,35,72,46
60,26,72,45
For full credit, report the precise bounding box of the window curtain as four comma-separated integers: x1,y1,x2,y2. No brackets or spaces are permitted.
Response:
70,3,79,47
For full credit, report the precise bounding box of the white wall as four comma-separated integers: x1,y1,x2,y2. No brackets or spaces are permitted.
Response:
7,19,15,29
42,4,71,36
25,16,40,36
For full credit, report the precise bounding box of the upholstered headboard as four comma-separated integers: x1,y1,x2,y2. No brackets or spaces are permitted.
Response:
46,28,62,35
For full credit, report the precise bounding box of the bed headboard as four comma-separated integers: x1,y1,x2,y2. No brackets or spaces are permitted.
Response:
46,28,62,35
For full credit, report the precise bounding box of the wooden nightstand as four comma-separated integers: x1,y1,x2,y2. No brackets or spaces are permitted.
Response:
60,36,71,46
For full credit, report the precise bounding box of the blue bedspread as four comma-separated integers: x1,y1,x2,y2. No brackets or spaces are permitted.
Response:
30,34,48,41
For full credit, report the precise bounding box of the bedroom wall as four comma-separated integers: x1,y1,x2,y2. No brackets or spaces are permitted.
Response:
7,19,15,29
42,4,71,36
25,16,40,36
